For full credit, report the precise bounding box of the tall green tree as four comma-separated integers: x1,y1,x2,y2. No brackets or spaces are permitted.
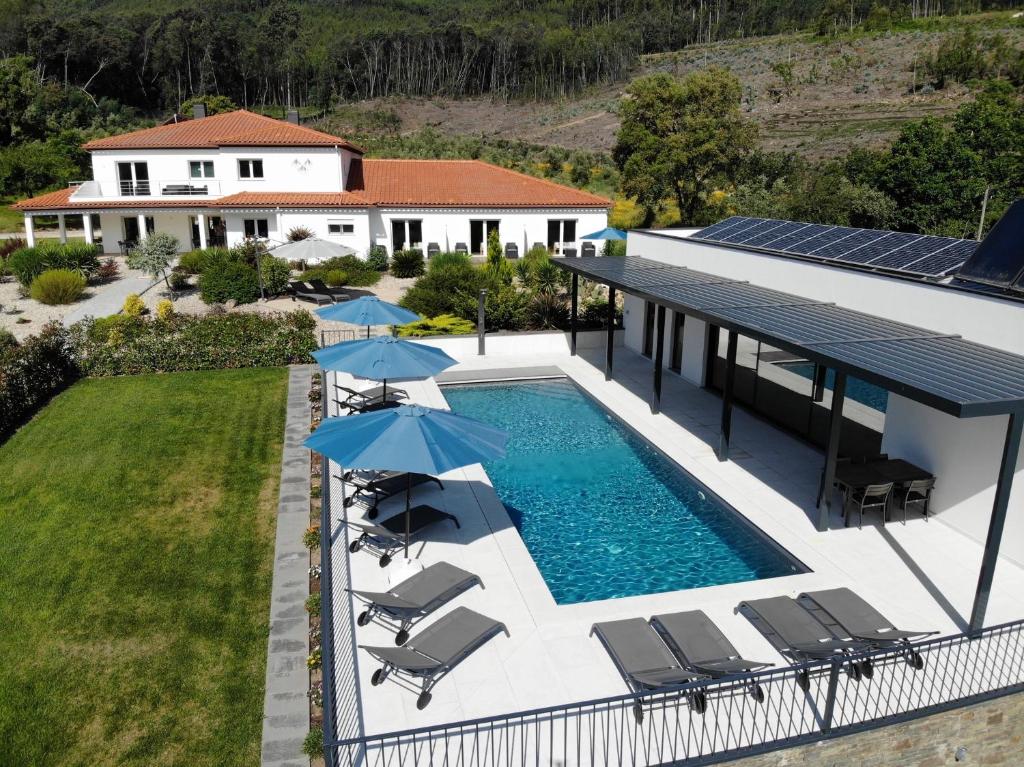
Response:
614,69,757,226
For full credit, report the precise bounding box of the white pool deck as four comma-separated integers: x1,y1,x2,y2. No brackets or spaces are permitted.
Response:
325,345,1024,737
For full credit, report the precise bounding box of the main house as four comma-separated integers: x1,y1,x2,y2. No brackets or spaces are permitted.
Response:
13,107,610,258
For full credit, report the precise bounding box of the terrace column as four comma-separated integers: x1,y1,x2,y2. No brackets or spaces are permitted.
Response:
83,213,94,245
969,412,1023,634
57,213,67,244
717,330,738,461
137,213,147,241
651,304,666,414
570,272,578,356
197,213,208,249
605,286,616,380
23,214,35,247
817,371,847,531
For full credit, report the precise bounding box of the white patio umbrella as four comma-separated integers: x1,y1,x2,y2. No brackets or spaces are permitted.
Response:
270,237,356,265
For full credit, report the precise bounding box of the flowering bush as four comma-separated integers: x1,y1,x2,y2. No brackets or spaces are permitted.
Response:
302,525,321,550
306,648,322,669
122,293,145,316
0,324,80,438
305,592,321,617
69,310,317,376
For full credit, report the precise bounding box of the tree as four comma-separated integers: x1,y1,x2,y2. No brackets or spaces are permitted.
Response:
128,232,179,295
180,94,238,116
614,69,757,227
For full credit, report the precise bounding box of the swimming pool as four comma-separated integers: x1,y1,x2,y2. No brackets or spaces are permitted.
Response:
442,379,804,604
777,362,889,413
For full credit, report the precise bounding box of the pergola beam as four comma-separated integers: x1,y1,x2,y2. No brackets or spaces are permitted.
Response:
717,330,738,461
969,411,1023,634
817,371,847,531
651,304,665,414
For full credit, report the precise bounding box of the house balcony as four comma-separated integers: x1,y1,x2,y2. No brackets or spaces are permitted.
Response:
69,179,223,201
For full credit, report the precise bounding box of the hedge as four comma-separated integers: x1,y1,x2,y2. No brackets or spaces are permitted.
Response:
70,311,318,376
0,324,81,438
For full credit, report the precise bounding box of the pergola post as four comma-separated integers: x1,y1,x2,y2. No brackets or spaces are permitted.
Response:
570,272,579,356
57,213,67,244
817,371,847,531
969,412,1023,634
24,214,35,247
83,213,94,245
717,330,738,461
197,212,208,249
812,364,827,402
137,213,147,241
651,304,666,414
605,286,616,380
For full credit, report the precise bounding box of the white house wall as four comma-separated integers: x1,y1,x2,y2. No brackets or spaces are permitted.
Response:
882,395,1024,566
96,211,195,253
89,146,347,198
627,230,1024,356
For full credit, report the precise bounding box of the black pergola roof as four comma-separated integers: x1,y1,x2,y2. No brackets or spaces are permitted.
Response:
555,256,1024,418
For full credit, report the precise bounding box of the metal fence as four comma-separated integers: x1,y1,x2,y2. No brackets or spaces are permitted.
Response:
321,329,358,347
324,614,1024,767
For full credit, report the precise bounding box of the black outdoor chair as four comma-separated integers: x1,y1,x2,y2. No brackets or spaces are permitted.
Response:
504,243,519,259
532,242,545,252
454,242,468,254
427,243,440,258
562,247,578,258
287,281,333,306
844,482,894,528
894,478,935,522
582,242,596,257
307,278,351,302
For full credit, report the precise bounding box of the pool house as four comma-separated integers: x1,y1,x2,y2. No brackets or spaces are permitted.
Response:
309,208,1024,767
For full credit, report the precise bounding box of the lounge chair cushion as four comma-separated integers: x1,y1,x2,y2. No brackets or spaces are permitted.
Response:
592,618,698,688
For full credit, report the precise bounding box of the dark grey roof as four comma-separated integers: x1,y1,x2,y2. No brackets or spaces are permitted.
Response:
555,256,1024,418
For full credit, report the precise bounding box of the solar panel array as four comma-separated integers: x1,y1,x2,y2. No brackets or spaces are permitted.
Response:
690,217,978,278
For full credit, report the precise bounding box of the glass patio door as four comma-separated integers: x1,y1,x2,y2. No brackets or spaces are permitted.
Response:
117,162,150,196
470,220,499,255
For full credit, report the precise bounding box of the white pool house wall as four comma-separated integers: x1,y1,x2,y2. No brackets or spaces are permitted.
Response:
622,229,1024,564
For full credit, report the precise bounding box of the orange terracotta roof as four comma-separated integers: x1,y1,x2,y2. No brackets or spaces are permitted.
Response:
217,191,370,208
351,159,611,208
83,110,362,152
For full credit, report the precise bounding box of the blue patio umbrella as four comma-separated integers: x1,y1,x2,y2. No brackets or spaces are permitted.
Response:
312,335,457,402
581,226,627,241
316,295,420,338
306,405,507,555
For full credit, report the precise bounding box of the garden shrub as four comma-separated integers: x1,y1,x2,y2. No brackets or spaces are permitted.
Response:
95,258,119,282
155,299,174,320
70,310,317,376
0,236,26,261
524,244,550,264
305,592,321,617
580,297,622,327
603,239,627,257
366,244,389,271
123,293,145,316
302,726,324,759
391,248,425,278
199,259,260,304
526,291,569,329
259,256,292,296
0,324,80,439
398,314,476,337
29,269,86,304
400,260,487,318
7,246,47,286
0,328,17,352
89,314,144,343
486,228,503,268
456,284,529,331
127,232,178,282
168,269,190,291
428,251,471,271
323,269,348,287
8,242,101,287
287,225,314,241
304,255,379,287
177,247,228,274
303,525,321,550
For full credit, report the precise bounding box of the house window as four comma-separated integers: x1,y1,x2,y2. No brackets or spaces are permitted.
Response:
391,219,422,251
238,159,264,179
470,220,500,255
117,162,150,196
243,218,269,239
670,312,685,373
546,219,577,252
328,220,355,236
189,160,214,178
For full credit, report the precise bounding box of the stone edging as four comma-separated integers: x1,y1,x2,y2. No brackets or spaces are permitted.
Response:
261,364,314,767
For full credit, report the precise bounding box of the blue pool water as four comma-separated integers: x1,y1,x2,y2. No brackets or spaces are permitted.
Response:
778,362,889,413
443,379,803,604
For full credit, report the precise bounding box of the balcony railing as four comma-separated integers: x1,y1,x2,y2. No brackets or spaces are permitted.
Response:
69,179,222,200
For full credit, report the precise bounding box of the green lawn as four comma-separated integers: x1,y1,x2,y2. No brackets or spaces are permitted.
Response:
0,368,290,766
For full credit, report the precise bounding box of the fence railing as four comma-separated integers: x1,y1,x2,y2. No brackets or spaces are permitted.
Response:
320,329,357,347
324,616,1024,767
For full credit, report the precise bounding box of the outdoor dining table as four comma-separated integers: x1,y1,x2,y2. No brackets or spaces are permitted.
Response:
834,458,934,520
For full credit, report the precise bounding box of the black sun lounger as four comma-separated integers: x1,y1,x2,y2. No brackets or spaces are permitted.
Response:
288,280,333,305
797,588,937,670
591,618,708,720
651,611,773,702
352,561,483,645
362,606,509,709
738,596,871,691
348,505,459,567
335,383,409,410
341,471,444,518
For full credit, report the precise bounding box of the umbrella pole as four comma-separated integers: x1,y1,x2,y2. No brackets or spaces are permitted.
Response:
382,378,387,401
366,324,371,339
404,473,412,558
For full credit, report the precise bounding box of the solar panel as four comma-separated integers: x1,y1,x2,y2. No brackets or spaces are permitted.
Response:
688,216,977,279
